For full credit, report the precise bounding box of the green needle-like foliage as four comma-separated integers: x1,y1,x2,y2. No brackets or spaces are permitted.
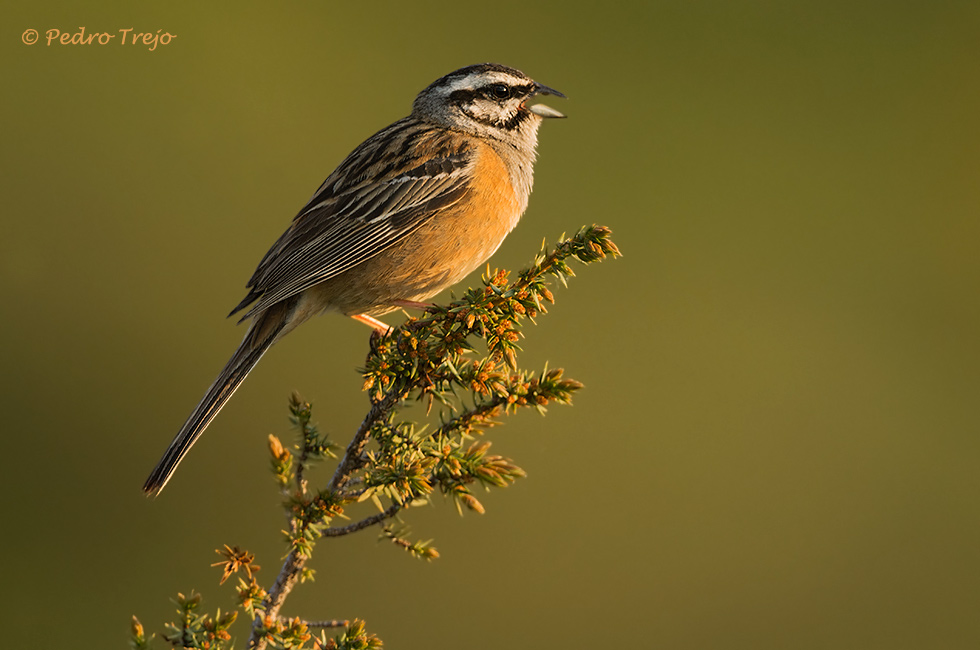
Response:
133,225,620,649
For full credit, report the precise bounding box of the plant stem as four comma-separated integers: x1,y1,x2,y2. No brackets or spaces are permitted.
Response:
329,391,403,492
247,391,404,649
322,504,400,537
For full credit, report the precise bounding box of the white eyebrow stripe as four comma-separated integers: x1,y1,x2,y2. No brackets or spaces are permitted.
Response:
438,72,527,95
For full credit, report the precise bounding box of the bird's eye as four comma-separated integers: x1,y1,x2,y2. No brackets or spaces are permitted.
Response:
489,84,511,100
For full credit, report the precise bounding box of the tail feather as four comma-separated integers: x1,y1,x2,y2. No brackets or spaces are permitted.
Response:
143,311,287,496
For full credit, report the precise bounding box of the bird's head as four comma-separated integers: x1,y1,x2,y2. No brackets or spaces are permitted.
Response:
413,63,566,144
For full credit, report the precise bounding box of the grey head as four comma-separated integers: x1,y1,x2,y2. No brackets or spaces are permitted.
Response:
412,63,566,144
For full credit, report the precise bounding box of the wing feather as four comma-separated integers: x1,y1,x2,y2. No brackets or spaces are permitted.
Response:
230,123,474,320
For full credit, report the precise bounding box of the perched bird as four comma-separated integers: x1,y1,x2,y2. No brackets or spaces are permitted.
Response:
143,63,566,495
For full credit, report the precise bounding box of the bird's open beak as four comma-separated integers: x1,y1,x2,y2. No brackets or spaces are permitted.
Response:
527,82,566,119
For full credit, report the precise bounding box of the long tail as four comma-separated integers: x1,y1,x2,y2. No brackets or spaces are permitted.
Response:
143,301,294,495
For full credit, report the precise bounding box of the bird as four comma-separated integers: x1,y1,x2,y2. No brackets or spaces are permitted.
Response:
143,63,566,495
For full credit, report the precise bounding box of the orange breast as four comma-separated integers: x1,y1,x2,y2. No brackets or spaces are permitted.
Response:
307,140,525,316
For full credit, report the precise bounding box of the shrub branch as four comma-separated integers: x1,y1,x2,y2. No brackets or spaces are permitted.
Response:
133,225,620,650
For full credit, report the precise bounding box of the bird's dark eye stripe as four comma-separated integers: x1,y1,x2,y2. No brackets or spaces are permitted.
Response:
449,82,538,106
479,83,534,100
448,89,481,104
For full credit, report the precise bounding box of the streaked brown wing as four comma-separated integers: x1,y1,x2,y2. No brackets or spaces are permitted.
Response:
230,122,474,320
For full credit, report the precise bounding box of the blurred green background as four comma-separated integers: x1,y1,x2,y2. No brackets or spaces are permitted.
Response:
3,1,979,648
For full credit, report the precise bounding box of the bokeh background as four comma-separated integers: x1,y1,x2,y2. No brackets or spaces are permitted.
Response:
3,1,979,648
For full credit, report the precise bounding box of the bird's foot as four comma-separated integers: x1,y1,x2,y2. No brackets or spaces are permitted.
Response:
351,313,392,333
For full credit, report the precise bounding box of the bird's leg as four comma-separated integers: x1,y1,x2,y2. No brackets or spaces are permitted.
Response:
391,299,435,311
351,314,392,333
351,301,433,335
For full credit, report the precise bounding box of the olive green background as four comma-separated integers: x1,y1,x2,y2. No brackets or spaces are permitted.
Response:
3,1,979,648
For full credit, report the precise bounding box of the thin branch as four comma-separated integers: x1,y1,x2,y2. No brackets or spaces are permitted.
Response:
248,550,304,649
432,397,506,439
343,477,365,488
329,391,403,493
337,489,365,501
322,504,400,537
305,619,349,629
295,446,310,497
248,392,404,650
